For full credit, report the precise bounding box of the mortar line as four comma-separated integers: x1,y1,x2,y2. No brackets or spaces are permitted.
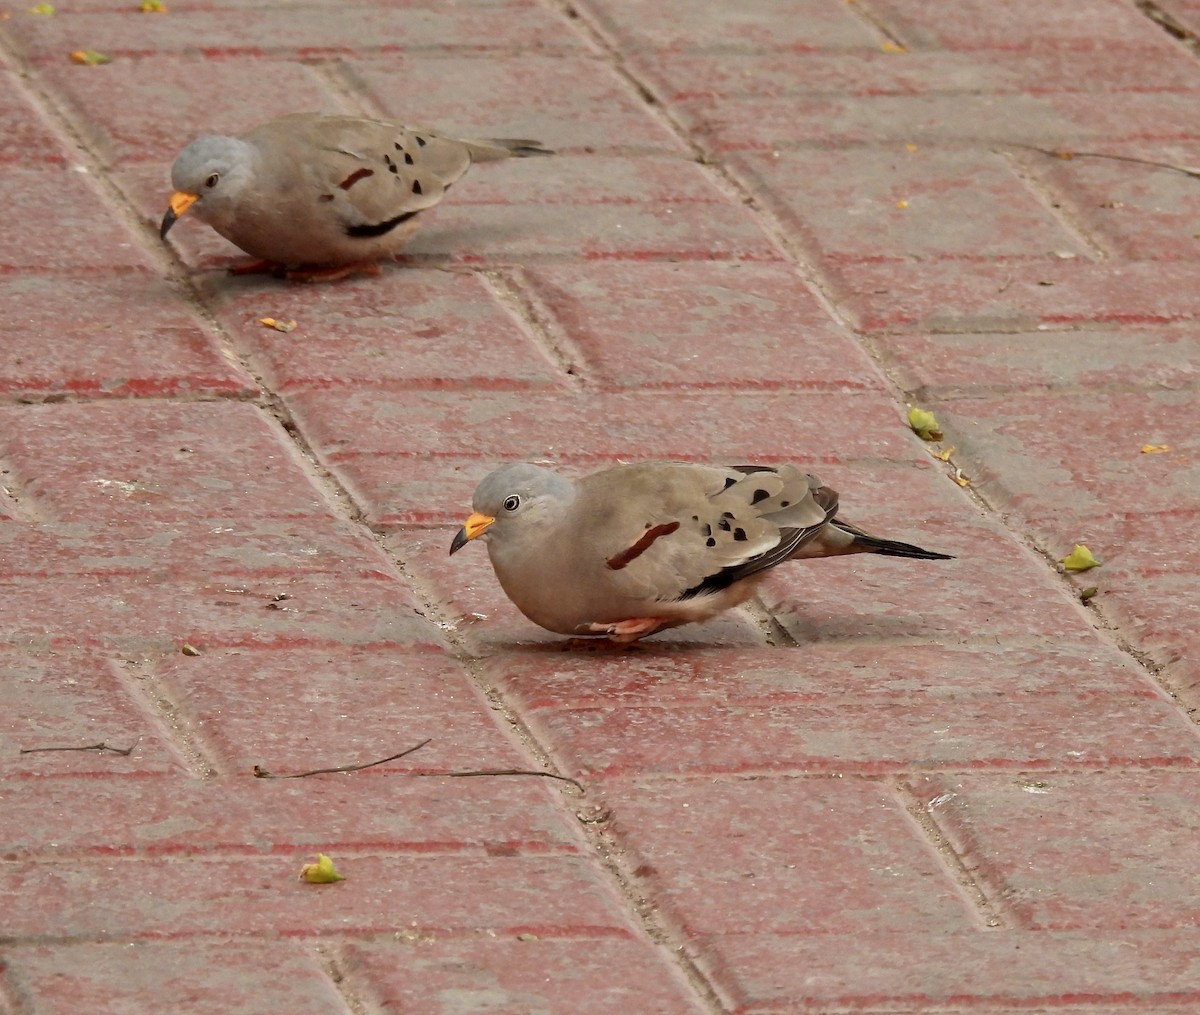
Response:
890,778,1012,931
310,943,381,1015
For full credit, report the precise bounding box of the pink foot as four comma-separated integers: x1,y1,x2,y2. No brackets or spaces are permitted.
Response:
581,618,666,644
284,261,384,283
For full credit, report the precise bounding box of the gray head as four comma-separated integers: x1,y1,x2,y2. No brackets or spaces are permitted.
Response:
161,135,258,238
449,463,575,555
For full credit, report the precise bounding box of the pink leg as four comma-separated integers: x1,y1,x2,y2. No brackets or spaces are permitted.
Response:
283,261,384,283
582,618,666,644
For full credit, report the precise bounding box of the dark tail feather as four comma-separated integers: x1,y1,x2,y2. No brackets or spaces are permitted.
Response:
851,532,955,560
831,520,954,560
468,138,554,161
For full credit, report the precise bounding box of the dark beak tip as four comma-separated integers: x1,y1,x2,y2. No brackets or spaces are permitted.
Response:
159,208,178,240
448,527,470,556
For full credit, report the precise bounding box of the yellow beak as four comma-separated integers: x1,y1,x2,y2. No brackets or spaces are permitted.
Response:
449,512,495,555
160,191,199,239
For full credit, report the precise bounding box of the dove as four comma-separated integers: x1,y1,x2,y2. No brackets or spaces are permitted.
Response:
160,112,551,280
449,461,954,643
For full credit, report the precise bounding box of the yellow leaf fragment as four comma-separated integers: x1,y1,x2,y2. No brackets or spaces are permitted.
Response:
881,41,907,53
29,2,54,13
71,49,112,64
895,199,909,209
905,143,919,153
1054,150,1076,160
951,467,970,487
181,642,201,656
258,317,298,333
931,446,955,462
139,0,167,9
1140,443,1170,454
299,853,346,884
907,406,943,441
1062,544,1101,572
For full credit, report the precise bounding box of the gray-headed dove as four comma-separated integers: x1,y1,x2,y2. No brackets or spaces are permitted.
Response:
450,461,954,642
160,112,551,279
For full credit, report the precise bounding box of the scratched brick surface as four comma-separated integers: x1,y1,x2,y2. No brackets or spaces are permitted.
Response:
2,0,1200,1011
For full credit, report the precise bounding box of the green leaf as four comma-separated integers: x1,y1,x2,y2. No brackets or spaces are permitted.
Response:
1062,544,1101,572
299,853,346,884
907,406,943,441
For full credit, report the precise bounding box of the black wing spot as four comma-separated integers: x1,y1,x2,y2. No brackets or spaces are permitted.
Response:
733,528,748,542
779,500,790,508
415,135,427,147
705,537,716,548
700,523,712,537
717,518,731,532
345,209,420,238
412,179,423,195
404,152,414,165
751,489,770,504
384,154,398,175
723,477,737,489
394,141,404,151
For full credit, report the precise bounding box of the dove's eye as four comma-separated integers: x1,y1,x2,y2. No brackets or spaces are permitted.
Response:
204,173,220,188
502,495,521,512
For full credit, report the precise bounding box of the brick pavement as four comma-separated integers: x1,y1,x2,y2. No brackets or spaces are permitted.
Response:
1,0,1198,1011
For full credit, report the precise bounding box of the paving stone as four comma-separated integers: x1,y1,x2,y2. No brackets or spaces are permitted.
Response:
634,48,1200,103
0,273,256,400
2,941,349,1015
910,770,1200,929
149,645,533,776
576,0,881,52
2,3,588,63
0,769,580,858
201,268,565,393
0,70,74,164
731,148,1090,261
931,390,1199,530
342,937,709,1015
522,260,888,391
692,928,1200,1011
38,57,346,166
1,167,157,273
0,401,335,523
830,257,1200,333
600,776,976,934
874,325,1200,397
865,0,1178,51
1,650,188,777
350,53,688,154
0,853,632,940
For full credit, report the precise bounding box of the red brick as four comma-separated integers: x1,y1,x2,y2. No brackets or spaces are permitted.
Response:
576,0,880,51
694,928,1200,1010
0,401,334,523
864,0,1176,51
0,569,442,654
352,53,688,155
0,273,256,400
759,518,1095,645
151,646,534,776
635,48,1200,103
3,941,348,1015
0,770,581,858
1,650,188,777
522,261,888,391
732,148,1088,260
910,770,1200,929
343,937,708,1015
0,71,73,164
522,688,1199,779
293,390,925,498
0,854,632,939
874,325,1200,398
3,3,588,63
829,257,1200,332
931,390,1198,527
2,167,157,273
38,57,346,165
601,776,975,934
203,269,565,393
1023,145,1200,261
486,641,1168,713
